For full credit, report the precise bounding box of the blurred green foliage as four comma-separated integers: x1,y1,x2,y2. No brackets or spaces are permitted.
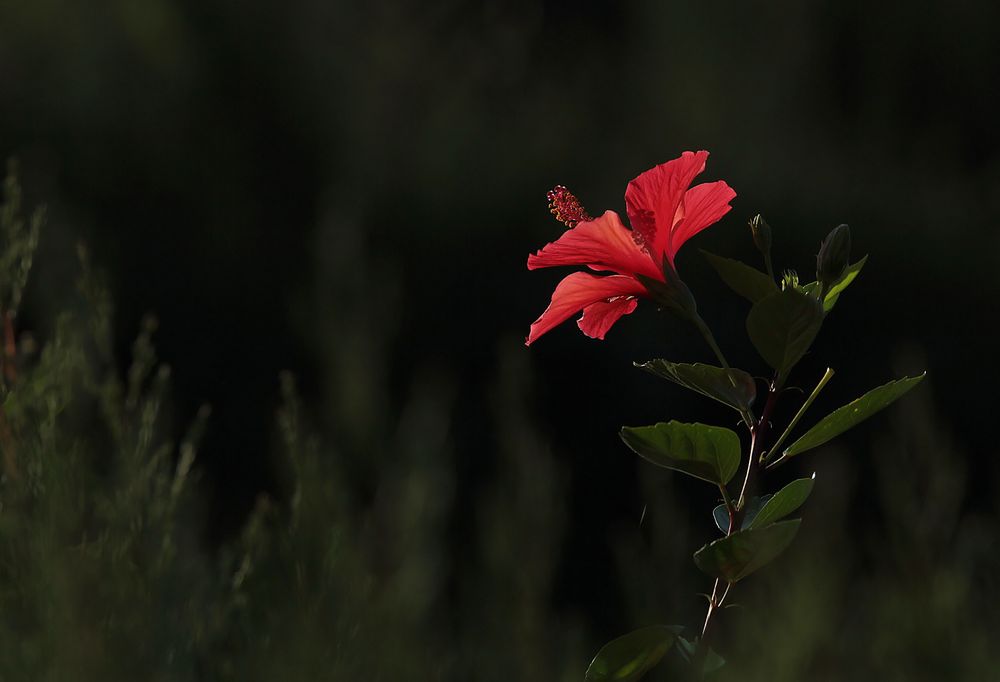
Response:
0,168,588,680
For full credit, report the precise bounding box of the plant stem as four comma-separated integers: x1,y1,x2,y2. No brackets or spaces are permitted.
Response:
701,578,722,638
763,367,834,468
693,577,722,678
691,313,756,428
695,381,778,674
736,381,778,510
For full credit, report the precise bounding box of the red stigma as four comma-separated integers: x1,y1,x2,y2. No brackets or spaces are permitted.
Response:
547,185,592,228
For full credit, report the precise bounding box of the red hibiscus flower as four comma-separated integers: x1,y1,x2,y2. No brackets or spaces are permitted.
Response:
525,150,736,345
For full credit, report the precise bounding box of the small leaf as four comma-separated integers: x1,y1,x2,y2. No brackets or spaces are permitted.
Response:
703,250,778,303
782,374,925,458
713,494,772,533
749,476,815,529
585,625,677,682
746,288,824,382
712,504,729,534
621,421,741,486
693,519,801,582
802,255,868,312
637,360,756,413
676,636,727,676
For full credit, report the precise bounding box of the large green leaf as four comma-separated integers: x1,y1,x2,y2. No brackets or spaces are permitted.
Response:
782,374,925,458
746,288,824,382
585,625,677,682
713,494,772,534
702,250,778,303
693,519,801,582
621,421,741,486
802,255,868,312
748,476,815,529
637,360,756,413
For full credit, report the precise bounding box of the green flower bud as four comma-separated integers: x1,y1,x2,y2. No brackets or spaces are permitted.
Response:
749,214,772,255
816,224,851,291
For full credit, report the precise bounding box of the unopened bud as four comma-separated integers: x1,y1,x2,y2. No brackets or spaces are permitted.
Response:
749,214,772,256
816,224,851,290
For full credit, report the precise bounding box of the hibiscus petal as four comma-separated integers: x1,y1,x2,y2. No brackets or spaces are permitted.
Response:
527,210,660,279
577,296,639,340
624,151,709,262
526,272,646,345
666,181,737,263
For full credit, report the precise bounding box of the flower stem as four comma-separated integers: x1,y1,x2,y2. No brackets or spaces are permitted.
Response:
691,313,756,428
691,313,730,370
764,252,776,283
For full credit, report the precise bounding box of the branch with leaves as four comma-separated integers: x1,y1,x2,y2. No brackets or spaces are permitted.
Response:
525,151,924,680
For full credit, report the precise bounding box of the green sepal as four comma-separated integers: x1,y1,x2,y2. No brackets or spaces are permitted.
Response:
713,494,772,533
693,519,801,583
584,625,679,682
802,255,868,312
636,260,697,318
746,288,824,384
620,421,741,486
702,250,778,303
636,360,756,414
782,374,925,458
748,475,815,529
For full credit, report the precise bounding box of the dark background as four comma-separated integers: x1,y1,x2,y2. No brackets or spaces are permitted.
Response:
2,0,998,676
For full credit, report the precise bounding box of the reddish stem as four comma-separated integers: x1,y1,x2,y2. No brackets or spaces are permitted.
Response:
695,380,780,675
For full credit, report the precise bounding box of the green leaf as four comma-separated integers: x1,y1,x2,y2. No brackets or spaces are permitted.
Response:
702,250,778,303
585,625,677,682
749,476,815,529
693,519,801,582
713,494,772,533
621,421,741,486
637,360,756,413
746,288,824,382
676,636,726,676
802,255,868,313
782,374,925,458
712,504,729,534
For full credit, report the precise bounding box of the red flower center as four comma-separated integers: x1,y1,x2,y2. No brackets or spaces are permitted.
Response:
547,185,591,228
